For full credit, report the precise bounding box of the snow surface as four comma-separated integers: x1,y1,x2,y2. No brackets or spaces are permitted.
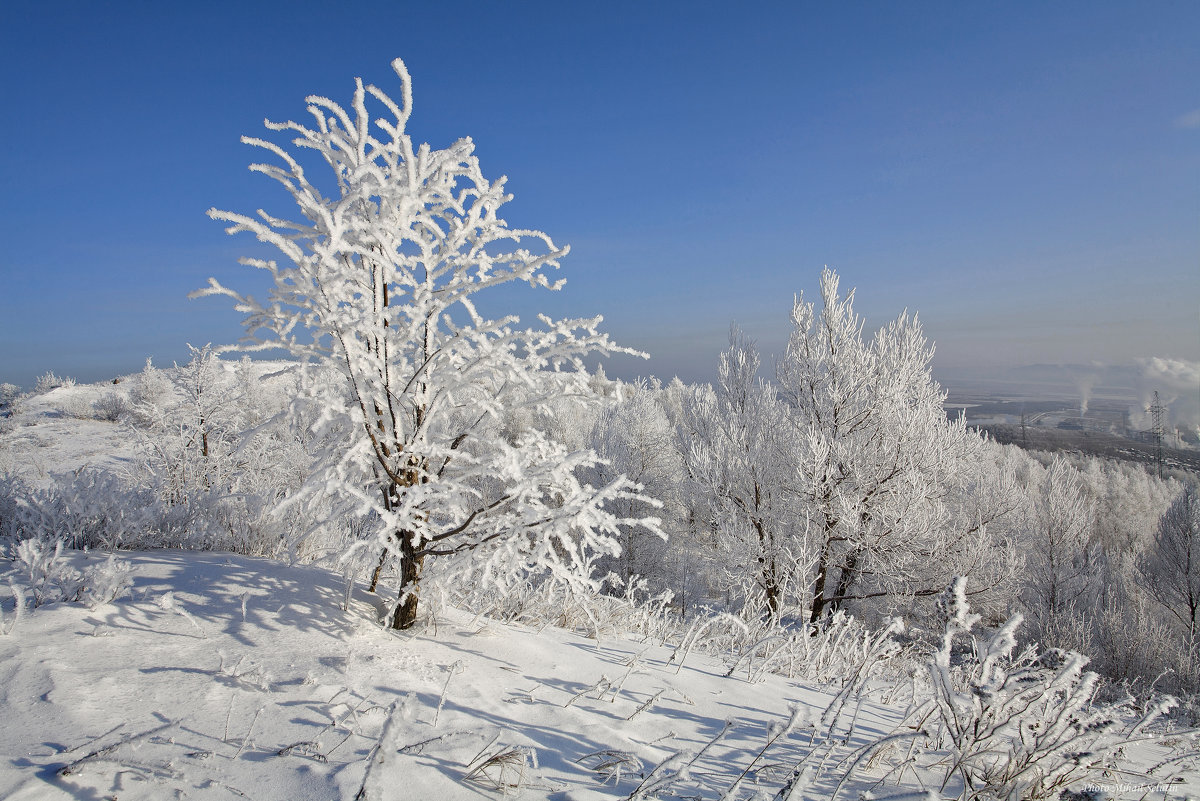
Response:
0,382,141,484
1,550,1196,800
0,550,904,800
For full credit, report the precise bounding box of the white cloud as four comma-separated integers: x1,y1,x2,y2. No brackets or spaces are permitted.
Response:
1174,108,1200,129
1131,356,1200,434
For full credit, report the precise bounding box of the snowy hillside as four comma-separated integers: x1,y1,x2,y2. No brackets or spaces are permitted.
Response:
3,368,1200,800
0,550,1196,800
0,550,899,800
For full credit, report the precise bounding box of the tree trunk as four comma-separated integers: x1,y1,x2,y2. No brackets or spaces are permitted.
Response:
809,563,828,624
368,546,388,593
762,560,780,623
827,550,860,618
809,539,832,624
391,530,423,629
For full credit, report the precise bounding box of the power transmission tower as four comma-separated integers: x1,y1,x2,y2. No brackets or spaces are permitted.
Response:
1150,390,1165,478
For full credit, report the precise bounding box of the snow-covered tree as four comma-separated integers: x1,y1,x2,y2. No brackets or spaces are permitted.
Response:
586,380,683,593
127,357,171,429
1138,485,1200,642
197,58,657,629
680,329,804,621
1020,456,1100,647
775,268,983,623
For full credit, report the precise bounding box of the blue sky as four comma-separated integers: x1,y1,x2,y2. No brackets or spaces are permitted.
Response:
1,1,1197,389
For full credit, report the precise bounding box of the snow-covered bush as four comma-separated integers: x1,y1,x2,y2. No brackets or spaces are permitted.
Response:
33,372,74,394
14,538,83,607
8,539,134,610
92,392,129,422
0,382,21,410
55,391,94,420
43,468,156,550
0,385,23,432
445,569,678,643
715,610,908,686
0,474,54,554
79,553,135,607
916,577,1176,800
1089,589,1200,699
127,357,171,428
0,580,25,635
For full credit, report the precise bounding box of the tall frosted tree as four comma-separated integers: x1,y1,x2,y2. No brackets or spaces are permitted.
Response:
680,329,803,621
1020,456,1100,645
197,59,657,629
682,273,1006,624
1138,486,1200,642
775,269,983,623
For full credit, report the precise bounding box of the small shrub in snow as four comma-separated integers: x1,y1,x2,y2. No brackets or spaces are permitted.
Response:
464,744,538,795
33,372,74,394
717,609,906,686
43,468,154,550
915,577,1176,800
80,554,135,607
0,579,26,635
156,591,206,637
55,392,94,420
9,539,134,610
127,357,171,428
0,382,21,409
14,538,84,607
92,392,129,422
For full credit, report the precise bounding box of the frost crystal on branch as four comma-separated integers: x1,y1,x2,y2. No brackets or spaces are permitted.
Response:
196,58,658,629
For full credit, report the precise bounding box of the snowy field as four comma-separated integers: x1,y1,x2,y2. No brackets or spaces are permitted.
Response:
0,549,899,800
2,377,1199,800
0,548,1196,800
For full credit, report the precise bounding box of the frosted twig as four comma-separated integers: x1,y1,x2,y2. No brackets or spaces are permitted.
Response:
433,660,464,726
626,689,667,721
62,722,125,754
647,730,677,746
627,719,733,801
720,704,807,800
467,730,504,768
57,719,179,776
222,691,236,743
157,591,207,638
399,730,485,756
355,699,402,801
276,741,327,762
234,706,265,757
829,729,928,801
577,750,644,784
609,649,647,702
564,675,611,707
